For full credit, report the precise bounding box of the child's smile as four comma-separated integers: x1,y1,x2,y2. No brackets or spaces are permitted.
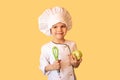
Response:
56,32,64,35
51,22,67,40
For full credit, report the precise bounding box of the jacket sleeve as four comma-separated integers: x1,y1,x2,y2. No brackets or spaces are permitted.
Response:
39,45,50,75
70,41,77,52
73,42,77,51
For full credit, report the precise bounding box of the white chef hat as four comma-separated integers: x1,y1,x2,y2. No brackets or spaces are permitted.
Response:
38,6,72,36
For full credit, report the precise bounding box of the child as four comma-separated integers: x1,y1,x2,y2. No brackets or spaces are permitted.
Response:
38,6,82,80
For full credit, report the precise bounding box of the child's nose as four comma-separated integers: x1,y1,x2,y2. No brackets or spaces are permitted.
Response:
57,27,62,31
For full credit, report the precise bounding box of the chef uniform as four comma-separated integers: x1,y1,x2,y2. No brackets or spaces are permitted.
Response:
40,40,77,80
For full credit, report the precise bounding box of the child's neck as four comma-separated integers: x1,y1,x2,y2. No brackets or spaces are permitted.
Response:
52,38,65,44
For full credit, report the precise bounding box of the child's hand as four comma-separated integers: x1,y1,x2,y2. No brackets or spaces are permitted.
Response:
45,60,61,72
52,60,61,70
69,54,82,68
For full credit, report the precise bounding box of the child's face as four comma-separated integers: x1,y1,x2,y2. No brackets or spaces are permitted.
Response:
50,22,67,40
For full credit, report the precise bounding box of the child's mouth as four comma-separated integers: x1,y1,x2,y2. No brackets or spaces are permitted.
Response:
56,32,63,35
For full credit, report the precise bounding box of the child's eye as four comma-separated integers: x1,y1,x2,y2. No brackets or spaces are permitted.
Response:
61,25,66,28
53,26,57,28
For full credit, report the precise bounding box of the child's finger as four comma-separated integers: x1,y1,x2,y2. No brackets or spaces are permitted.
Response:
58,60,61,63
72,55,77,60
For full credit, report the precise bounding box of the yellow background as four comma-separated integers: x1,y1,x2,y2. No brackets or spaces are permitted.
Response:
0,0,120,80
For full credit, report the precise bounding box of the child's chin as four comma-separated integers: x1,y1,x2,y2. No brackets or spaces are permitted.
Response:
56,36,64,39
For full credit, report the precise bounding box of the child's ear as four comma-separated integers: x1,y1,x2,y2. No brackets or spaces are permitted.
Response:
50,29,52,34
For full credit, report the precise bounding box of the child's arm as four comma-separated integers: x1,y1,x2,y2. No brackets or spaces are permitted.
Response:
45,60,61,72
69,54,82,68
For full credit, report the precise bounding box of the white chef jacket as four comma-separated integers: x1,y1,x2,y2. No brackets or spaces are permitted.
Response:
39,40,77,80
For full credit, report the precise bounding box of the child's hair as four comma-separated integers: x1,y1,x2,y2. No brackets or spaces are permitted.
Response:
38,6,72,36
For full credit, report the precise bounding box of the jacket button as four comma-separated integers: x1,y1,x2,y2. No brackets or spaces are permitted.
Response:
70,74,72,76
